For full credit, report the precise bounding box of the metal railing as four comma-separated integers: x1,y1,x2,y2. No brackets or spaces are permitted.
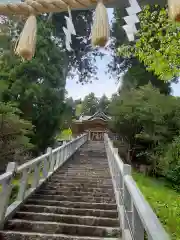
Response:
104,133,170,240
0,133,88,229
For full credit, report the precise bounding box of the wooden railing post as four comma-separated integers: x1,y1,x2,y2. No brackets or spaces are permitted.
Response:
122,164,132,239
114,148,118,155
31,163,41,189
42,155,49,179
59,149,63,167
55,150,60,169
66,144,70,159
0,134,88,229
104,133,170,240
0,162,17,229
133,205,144,240
65,145,68,161
17,168,29,202
48,147,54,173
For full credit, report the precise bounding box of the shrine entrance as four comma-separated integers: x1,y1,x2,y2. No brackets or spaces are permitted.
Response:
89,131,105,141
72,111,110,141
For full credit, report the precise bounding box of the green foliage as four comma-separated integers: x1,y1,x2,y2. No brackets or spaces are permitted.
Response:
81,93,110,116
56,128,72,141
133,171,180,240
81,93,99,115
52,11,100,83
98,95,110,114
109,6,173,96
108,8,132,77
159,136,180,187
61,97,76,128
0,101,33,172
110,84,180,170
118,5,180,80
120,61,172,95
75,104,82,117
0,17,66,154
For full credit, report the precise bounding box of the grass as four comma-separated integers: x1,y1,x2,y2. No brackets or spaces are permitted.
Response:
133,171,180,240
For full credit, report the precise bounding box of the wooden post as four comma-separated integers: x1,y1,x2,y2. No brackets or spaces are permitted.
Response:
88,131,91,141
47,147,54,173
0,162,17,229
42,156,49,179
133,205,144,240
31,163,41,189
55,150,60,168
114,147,118,155
17,168,29,202
122,164,132,239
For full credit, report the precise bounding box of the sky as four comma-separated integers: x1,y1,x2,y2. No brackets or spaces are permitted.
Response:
66,9,180,100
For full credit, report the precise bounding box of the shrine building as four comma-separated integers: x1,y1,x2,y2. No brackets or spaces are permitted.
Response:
72,111,111,141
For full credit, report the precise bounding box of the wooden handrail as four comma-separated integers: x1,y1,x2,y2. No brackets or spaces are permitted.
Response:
104,133,169,240
0,133,88,229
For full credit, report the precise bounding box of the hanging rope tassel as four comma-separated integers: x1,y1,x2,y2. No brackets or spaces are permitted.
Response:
91,0,110,47
15,15,37,61
168,0,180,22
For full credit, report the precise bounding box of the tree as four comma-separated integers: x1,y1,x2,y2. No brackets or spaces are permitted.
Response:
98,94,110,114
61,97,76,128
0,81,33,172
81,93,99,115
160,136,180,187
120,60,172,95
1,11,100,86
108,8,136,79
52,11,102,83
0,17,66,153
118,5,180,80
109,84,180,171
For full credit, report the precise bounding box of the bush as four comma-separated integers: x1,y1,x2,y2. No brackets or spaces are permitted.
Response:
0,102,33,172
159,136,180,188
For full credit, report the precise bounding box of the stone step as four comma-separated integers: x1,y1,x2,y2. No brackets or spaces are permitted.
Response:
73,160,107,163
49,179,113,185
1,144,120,240
15,212,119,227
6,219,121,237
57,162,108,166
20,205,118,218
37,189,114,198
44,182,113,189
31,194,116,203
50,175,112,180
53,172,110,177
51,175,112,179
41,186,113,194
64,162,109,165
49,179,112,184
0,231,121,240
65,163,109,169
59,167,110,170
26,199,117,210
54,173,111,177
56,170,110,174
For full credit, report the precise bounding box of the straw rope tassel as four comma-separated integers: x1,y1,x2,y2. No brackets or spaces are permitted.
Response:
15,15,37,61
168,0,180,22
91,0,110,47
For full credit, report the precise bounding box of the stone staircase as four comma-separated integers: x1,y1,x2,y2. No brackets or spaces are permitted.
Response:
0,141,121,240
